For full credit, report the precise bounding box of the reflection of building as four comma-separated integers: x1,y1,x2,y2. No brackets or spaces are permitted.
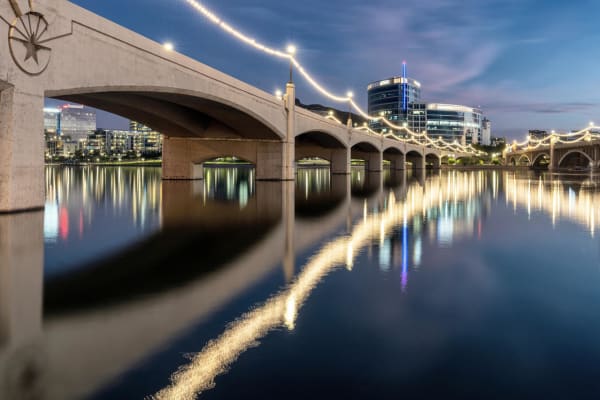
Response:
60,104,96,141
366,65,485,145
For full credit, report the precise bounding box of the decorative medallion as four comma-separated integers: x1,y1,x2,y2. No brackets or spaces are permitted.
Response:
1,0,66,76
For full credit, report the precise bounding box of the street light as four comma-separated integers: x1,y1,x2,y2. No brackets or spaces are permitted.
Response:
286,44,296,83
163,42,174,51
275,89,283,100
346,91,353,124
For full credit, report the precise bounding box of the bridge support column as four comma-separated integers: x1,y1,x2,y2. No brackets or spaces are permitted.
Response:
408,154,426,170
367,151,383,172
281,83,296,181
0,212,44,399
256,142,293,180
549,141,557,171
429,156,441,169
331,148,350,174
386,153,405,170
0,87,45,212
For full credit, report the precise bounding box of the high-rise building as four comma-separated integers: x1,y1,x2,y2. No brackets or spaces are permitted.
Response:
130,120,152,133
129,120,163,155
60,104,96,141
491,137,506,147
415,103,483,145
367,62,421,131
367,65,486,144
43,108,61,134
481,118,492,146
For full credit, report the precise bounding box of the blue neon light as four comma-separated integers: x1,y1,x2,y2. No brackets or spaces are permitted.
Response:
402,62,407,112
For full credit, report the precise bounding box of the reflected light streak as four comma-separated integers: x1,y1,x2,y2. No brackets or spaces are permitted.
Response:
401,222,408,292
505,174,600,236
152,172,482,400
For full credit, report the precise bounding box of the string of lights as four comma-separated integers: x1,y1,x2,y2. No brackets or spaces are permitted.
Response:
184,0,485,155
508,124,600,152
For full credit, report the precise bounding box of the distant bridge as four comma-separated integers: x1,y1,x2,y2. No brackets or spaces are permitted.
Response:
505,136,600,171
0,0,472,213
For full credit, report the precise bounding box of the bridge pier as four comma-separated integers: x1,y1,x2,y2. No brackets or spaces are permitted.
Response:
162,138,292,180
282,83,296,181
352,150,383,172
549,141,557,171
331,148,351,175
0,211,45,399
0,87,45,213
385,153,406,170
406,152,426,170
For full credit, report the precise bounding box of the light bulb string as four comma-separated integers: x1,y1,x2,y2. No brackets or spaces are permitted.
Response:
185,0,487,155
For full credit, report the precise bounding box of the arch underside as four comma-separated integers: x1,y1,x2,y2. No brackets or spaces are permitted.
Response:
559,151,592,169
351,142,381,169
532,153,550,167
295,131,346,163
352,142,379,154
405,150,423,164
516,155,530,166
51,91,281,140
425,153,441,165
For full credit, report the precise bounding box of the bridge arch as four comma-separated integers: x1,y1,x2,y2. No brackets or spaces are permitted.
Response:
425,152,441,169
383,146,405,171
351,141,382,172
558,150,593,169
295,130,349,174
517,154,531,166
48,87,285,141
405,149,425,169
532,153,551,169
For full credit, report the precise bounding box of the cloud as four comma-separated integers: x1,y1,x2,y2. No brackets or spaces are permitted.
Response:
490,102,598,114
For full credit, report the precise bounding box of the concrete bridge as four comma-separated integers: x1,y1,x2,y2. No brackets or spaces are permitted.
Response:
505,140,600,171
0,0,466,213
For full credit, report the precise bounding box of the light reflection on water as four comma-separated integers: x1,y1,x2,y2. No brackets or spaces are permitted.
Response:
2,168,600,399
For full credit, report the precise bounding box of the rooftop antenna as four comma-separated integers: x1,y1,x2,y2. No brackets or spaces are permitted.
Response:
402,61,408,113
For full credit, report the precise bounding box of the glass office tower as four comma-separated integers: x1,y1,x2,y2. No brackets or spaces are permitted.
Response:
367,63,421,132
367,66,485,144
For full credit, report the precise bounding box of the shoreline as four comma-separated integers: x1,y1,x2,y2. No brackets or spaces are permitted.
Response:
45,163,589,174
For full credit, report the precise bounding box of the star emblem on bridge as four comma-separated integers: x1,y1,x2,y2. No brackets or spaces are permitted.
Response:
0,0,65,75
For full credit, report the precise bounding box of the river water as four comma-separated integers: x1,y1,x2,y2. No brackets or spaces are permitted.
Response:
1,166,600,399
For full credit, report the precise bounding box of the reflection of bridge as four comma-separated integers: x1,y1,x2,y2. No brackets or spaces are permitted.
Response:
0,0,469,213
0,170,480,400
506,140,600,171
504,172,599,235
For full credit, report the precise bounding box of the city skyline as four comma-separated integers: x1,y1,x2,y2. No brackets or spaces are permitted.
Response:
51,0,600,140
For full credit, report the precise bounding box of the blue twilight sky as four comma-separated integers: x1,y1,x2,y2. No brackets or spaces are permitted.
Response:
54,0,600,140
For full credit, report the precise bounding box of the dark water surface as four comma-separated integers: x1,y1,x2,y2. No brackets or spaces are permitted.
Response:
2,166,600,399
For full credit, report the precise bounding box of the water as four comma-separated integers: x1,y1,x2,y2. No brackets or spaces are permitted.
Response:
1,166,600,399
